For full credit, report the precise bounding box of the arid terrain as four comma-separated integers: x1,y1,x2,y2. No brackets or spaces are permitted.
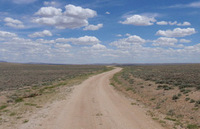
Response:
1,0,200,129
0,63,109,91
0,63,111,128
0,64,199,129
111,64,200,129
0,66,165,129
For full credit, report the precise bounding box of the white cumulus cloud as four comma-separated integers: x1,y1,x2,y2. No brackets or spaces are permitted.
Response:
36,39,55,44
1,29,200,63
56,36,100,45
116,34,123,37
169,21,177,25
44,1,60,7
4,17,24,28
177,22,191,26
156,28,196,37
33,4,97,29
91,44,106,50
83,24,103,31
110,35,146,49
126,35,146,43
179,39,191,43
156,21,168,25
35,7,62,17
70,36,100,45
120,15,156,26
64,4,96,19
157,21,191,26
152,37,178,47
28,30,52,38
125,33,131,37
54,43,71,48
0,30,17,38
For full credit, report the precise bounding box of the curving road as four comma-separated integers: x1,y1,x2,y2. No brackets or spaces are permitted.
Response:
20,67,164,129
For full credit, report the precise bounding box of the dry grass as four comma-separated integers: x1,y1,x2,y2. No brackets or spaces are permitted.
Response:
0,62,109,91
111,64,200,129
120,64,200,90
0,63,112,128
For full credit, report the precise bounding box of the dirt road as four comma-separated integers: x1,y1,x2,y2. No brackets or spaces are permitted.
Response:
20,67,164,129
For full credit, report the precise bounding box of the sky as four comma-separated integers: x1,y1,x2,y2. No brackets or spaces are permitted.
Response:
0,0,200,64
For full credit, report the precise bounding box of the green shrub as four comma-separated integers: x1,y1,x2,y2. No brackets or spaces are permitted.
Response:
187,124,199,129
23,119,29,123
110,82,115,86
172,95,179,100
167,109,175,116
190,99,195,103
195,100,200,104
181,89,191,94
126,87,135,92
157,85,163,90
157,85,172,90
0,105,7,110
10,112,16,116
15,98,23,103
195,100,200,107
128,79,134,84
185,98,190,101
178,93,182,97
150,98,156,101
24,103,37,106
156,80,165,84
164,117,176,121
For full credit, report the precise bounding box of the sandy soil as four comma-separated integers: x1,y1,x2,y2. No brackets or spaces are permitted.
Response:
18,67,164,129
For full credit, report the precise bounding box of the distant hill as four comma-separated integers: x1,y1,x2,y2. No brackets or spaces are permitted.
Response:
0,60,6,63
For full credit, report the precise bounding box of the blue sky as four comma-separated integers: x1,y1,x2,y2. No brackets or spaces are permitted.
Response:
0,0,200,64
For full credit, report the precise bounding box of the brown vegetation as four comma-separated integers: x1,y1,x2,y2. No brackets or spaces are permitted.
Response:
0,63,112,128
122,64,200,90
0,62,109,91
111,64,200,129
